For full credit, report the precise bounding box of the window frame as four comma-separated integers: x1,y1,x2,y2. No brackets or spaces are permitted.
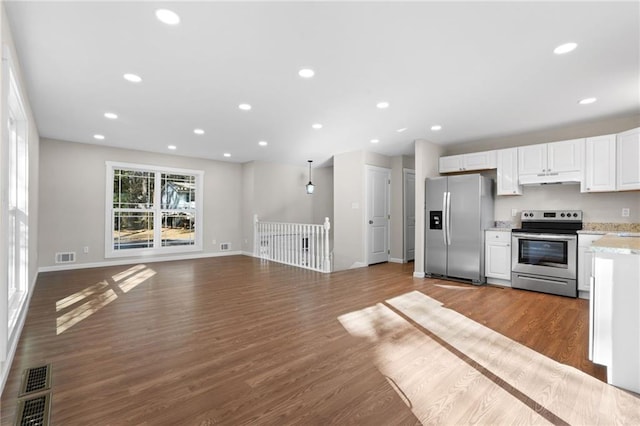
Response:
105,161,204,258
5,64,29,337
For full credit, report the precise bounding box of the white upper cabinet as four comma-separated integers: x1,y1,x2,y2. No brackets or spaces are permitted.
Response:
616,127,640,191
518,139,584,184
518,144,547,175
439,155,464,173
547,139,584,173
496,148,522,195
582,134,616,192
439,150,496,173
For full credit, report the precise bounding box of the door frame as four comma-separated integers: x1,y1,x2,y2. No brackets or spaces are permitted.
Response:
364,165,391,265
403,168,415,262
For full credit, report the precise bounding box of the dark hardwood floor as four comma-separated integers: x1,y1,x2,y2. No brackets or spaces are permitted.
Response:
0,256,625,424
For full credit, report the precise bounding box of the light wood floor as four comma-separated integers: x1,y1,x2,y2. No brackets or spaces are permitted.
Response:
0,256,636,424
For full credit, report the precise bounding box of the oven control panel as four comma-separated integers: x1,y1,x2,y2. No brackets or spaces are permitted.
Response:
521,210,583,221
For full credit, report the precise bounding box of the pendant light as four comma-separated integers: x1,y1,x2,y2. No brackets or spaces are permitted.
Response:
305,160,315,194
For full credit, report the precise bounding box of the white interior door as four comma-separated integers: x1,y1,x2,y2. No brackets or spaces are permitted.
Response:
403,169,415,261
366,166,390,265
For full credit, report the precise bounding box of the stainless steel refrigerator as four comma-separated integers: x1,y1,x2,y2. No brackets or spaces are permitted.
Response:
425,174,494,284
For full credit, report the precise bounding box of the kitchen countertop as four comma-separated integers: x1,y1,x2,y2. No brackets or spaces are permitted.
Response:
591,233,640,255
577,230,607,235
582,222,640,233
486,227,512,232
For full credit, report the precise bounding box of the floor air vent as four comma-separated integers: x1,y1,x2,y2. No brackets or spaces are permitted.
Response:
15,393,51,426
19,364,51,397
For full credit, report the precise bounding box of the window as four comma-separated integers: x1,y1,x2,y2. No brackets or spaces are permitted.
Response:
6,67,29,334
106,162,203,257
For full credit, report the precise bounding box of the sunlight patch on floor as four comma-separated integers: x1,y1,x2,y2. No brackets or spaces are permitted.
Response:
337,290,640,425
55,264,156,334
433,283,478,291
56,280,109,312
57,289,118,335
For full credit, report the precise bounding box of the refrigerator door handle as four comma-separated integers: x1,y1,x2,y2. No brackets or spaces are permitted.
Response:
442,192,447,245
446,192,452,246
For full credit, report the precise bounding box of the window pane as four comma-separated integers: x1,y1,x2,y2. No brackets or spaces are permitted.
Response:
113,169,155,209
161,173,195,210
113,211,154,250
161,212,195,247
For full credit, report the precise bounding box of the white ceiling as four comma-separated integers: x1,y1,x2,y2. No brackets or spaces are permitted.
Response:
5,1,640,166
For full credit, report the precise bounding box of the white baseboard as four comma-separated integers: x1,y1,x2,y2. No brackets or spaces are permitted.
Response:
486,277,511,287
413,272,425,278
241,251,256,257
38,250,243,273
389,257,404,264
349,262,368,269
1,272,38,396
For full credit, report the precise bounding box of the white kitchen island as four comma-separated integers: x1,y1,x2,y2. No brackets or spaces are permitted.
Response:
589,233,640,394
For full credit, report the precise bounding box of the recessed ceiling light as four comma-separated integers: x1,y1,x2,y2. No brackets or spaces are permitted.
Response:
312,123,323,129
168,145,177,150
93,134,105,140
554,42,578,55
578,97,597,105
376,101,390,109
431,125,442,131
258,141,268,146
104,112,118,120
193,128,205,135
223,153,231,157
396,128,407,133
123,73,142,83
298,68,315,78
370,139,380,144
238,103,252,111
155,9,180,25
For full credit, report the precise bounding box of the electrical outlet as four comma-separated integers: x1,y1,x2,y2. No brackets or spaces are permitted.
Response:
622,208,630,217
212,239,217,245
83,246,89,254
511,208,517,217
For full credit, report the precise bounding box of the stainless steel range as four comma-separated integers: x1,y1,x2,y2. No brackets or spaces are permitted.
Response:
511,210,583,298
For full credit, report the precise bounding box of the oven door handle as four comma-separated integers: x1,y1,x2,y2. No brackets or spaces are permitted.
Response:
512,233,576,241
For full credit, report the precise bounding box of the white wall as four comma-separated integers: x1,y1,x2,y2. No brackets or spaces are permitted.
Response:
38,139,243,268
241,161,333,254
0,3,40,395
311,166,334,226
333,151,365,271
494,182,640,224
414,140,443,277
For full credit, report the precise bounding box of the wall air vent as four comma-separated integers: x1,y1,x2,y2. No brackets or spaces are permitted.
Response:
220,243,231,251
55,252,75,264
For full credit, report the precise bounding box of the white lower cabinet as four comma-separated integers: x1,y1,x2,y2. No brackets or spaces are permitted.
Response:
485,230,511,285
590,251,640,393
577,234,602,296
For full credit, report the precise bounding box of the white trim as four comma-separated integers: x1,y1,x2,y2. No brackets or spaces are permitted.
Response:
389,257,404,264
486,277,511,287
402,168,416,262
241,250,256,257
350,262,368,269
38,250,242,273
413,272,425,278
1,271,37,396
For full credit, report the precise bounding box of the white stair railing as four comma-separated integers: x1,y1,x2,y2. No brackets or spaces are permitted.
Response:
254,215,331,273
